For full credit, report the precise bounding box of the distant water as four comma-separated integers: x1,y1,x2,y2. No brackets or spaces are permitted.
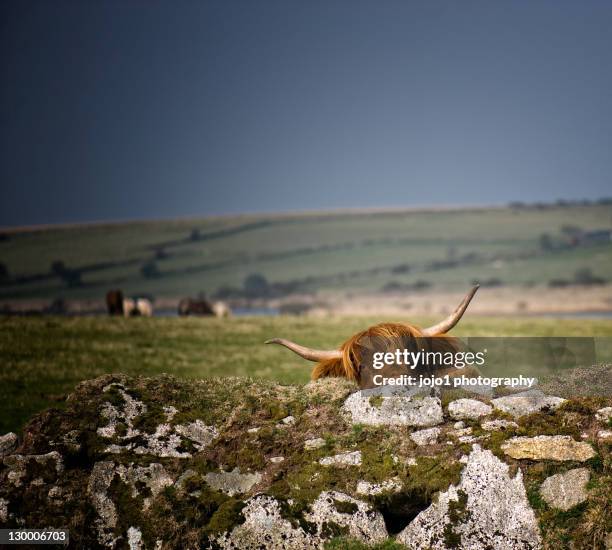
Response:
157,308,610,319
231,307,280,316
155,306,279,317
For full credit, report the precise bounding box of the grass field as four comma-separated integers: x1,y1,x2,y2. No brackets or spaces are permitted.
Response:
1,203,611,302
2,314,612,435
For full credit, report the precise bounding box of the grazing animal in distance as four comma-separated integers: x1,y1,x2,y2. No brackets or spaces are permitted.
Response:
212,301,231,318
178,297,231,317
123,297,153,317
123,298,136,317
106,289,124,316
266,285,480,386
178,297,214,316
136,298,153,317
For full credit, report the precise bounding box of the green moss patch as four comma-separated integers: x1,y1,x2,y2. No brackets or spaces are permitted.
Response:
333,499,359,515
369,395,384,408
325,536,408,549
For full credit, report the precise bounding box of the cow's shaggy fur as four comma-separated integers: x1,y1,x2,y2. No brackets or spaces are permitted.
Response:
311,322,462,382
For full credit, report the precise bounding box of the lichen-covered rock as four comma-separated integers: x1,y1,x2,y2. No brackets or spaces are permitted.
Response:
304,491,387,545
204,468,262,496
596,406,612,423
304,437,326,450
121,463,174,508
319,450,362,467
0,373,609,549
501,436,596,461
457,434,485,444
451,427,472,437
96,383,147,439
342,390,443,427
0,432,18,457
127,526,143,550
213,495,317,549
397,445,542,549
277,415,295,426
96,382,218,458
88,460,174,545
597,430,612,441
174,420,218,450
3,451,63,487
448,398,492,420
492,390,565,418
539,468,590,511
410,427,441,446
88,461,120,547
481,419,518,431
355,478,402,496
214,492,387,549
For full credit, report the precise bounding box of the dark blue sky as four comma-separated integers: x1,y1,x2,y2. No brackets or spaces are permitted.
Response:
1,0,611,226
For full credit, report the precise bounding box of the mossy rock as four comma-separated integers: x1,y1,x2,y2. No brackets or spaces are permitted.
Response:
0,372,610,548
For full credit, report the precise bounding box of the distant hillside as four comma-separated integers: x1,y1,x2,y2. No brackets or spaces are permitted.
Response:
1,203,611,303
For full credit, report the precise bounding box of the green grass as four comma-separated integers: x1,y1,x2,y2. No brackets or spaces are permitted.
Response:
1,203,611,300
2,314,612,435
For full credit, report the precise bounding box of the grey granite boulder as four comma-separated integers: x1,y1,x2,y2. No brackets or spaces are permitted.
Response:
342,390,443,427
319,450,362,467
448,398,492,420
397,445,541,549
4,451,63,488
501,436,596,461
304,437,326,450
410,426,441,446
305,491,388,545
214,492,387,549
204,468,262,496
540,468,590,511
492,390,565,418
481,419,519,431
214,495,316,549
356,478,402,496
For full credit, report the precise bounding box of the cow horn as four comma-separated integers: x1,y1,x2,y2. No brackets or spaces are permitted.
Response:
420,285,480,336
265,338,342,362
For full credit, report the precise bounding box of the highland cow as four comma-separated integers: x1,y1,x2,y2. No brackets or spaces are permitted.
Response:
266,285,480,388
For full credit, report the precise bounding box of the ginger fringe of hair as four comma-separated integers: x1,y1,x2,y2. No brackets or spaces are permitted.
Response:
311,322,459,382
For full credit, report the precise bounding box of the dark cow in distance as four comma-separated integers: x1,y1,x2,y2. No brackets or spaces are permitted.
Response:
178,298,215,316
106,289,124,316
178,298,231,317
